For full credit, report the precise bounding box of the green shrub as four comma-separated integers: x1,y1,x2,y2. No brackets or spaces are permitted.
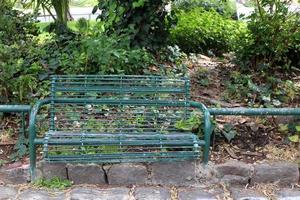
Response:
173,0,237,19
171,7,245,55
0,4,41,103
93,0,176,50
0,4,183,103
0,2,38,45
224,71,299,106
235,0,300,72
22,31,156,76
83,34,155,74
29,32,86,75
0,14,156,103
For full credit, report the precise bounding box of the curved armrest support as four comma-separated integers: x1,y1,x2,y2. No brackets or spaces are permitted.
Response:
189,101,212,164
29,98,51,180
29,99,52,143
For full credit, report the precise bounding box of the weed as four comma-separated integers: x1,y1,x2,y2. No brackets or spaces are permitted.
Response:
0,159,7,167
33,177,72,190
194,68,210,86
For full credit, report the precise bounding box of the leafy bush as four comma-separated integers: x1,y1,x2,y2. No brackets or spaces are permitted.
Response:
0,4,185,103
173,0,237,19
224,71,299,106
83,33,155,74
0,2,38,44
0,4,41,103
171,7,245,55
235,0,300,72
29,32,86,75
93,0,176,50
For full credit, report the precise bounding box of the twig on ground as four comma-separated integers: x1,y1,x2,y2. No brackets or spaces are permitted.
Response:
239,151,263,157
224,146,239,159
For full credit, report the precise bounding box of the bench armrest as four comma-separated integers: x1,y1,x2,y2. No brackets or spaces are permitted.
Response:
189,101,212,164
29,99,52,143
29,98,52,180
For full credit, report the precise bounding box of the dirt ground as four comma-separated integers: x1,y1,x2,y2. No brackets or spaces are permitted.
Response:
189,54,300,164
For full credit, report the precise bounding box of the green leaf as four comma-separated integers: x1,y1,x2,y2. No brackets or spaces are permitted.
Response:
288,135,299,143
278,124,288,132
295,126,300,132
133,0,146,8
175,115,201,132
222,124,237,142
223,130,236,142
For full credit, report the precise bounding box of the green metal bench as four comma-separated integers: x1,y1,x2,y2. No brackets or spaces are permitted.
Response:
29,75,212,180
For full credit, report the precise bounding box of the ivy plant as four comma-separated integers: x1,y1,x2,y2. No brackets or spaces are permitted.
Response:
92,0,176,50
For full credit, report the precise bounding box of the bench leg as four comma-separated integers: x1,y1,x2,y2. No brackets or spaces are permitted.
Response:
29,143,37,181
203,111,212,164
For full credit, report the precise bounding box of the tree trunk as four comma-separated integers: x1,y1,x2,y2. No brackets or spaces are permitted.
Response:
51,0,69,26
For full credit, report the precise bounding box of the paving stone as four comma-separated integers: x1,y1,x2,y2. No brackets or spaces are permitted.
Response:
177,188,218,200
252,162,299,186
134,186,171,200
0,186,18,200
108,163,148,185
37,162,67,180
0,166,29,184
18,189,65,200
70,187,130,200
151,161,197,186
67,164,106,184
277,189,300,200
221,175,249,185
196,162,219,184
215,160,252,178
230,188,268,200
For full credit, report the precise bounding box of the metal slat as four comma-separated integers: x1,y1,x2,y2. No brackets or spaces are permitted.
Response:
54,87,186,94
0,105,31,112
45,151,200,163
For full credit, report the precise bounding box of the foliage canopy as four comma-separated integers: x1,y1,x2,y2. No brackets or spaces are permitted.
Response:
235,0,300,72
93,0,176,50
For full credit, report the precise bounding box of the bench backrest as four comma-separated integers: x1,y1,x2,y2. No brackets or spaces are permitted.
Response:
49,75,192,133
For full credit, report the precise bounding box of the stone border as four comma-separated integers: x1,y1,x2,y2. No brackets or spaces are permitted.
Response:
0,160,299,187
215,160,299,186
1,185,300,200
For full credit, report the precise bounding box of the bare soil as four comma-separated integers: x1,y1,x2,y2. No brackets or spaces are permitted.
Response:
0,115,23,163
189,54,300,164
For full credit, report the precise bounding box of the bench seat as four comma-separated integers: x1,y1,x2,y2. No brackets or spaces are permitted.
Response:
42,131,204,163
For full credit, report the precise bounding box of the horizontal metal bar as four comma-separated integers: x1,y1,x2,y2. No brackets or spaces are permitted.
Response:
46,145,197,151
51,75,188,80
208,107,300,116
54,81,185,85
54,87,186,94
45,156,198,163
0,105,31,113
45,151,199,161
50,98,189,107
34,138,44,145
35,138,204,145
45,140,199,146
52,128,180,132
46,132,197,137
